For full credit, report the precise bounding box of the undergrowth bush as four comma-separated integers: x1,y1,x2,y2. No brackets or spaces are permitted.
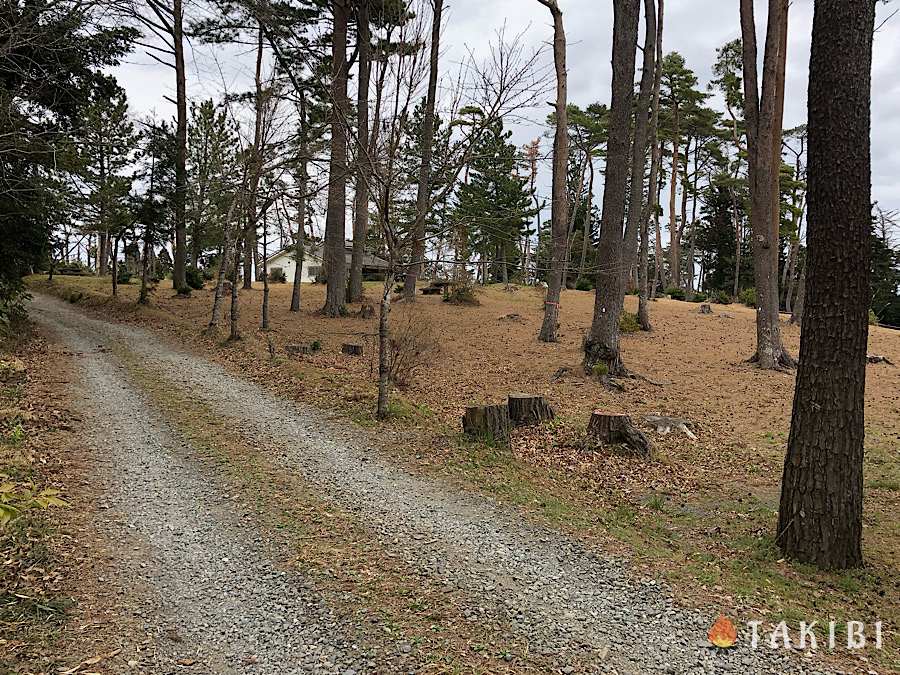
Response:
443,283,479,306
711,290,732,304
185,266,205,291
665,286,686,301
619,311,640,333
739,287,757,308
688,292,707,303
0,279,28,334
868,309,879,326
575,277,593,291
269,268,287,284
385,314,439,388
116,263,132,285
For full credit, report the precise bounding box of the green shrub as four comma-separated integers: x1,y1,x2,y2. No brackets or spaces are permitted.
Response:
443,283,480,306
185,266,205,290
3,422,25,445
619,311,640,333
688,292,707,303
711,290,732,304
665,286,686,301
575,277,593,291
739,287,757,308
868,309,879,326
116,263,132,285
269,268,287,284
0,479,68,529
55,262,91,276
310,340,322,352
591,363,608,378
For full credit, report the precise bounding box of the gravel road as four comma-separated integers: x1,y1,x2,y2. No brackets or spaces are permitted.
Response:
31,293,830,675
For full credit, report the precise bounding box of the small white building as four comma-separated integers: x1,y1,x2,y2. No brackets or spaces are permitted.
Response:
265,241,390,283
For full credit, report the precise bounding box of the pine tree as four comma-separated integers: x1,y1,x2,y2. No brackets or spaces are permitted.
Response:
454,119,535,284
186,99,240,268
74,77,140,292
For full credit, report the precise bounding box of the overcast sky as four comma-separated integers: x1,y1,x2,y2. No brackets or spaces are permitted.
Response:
116,0,900,234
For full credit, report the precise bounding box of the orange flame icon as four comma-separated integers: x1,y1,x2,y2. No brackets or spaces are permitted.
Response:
708,614,737,648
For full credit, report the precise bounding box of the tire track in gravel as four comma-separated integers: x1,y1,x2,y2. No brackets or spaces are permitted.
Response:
31,293,827,675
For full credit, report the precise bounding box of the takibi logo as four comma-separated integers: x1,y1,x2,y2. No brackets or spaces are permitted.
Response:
708,615,737,648
707,616,886,651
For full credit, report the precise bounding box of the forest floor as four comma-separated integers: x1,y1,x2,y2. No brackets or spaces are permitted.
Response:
16,274,900,673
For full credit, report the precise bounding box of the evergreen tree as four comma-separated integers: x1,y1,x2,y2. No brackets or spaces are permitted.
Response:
454,119,535,284
186,99,241,268
134,119,177,302
73,76,140,286
0,0,135,322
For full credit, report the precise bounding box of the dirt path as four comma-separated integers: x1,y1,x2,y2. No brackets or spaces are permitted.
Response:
30,293,825,675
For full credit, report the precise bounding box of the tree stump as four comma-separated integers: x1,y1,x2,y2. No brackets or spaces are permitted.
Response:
584,411,652,459
284,344,311,357
508,393,555,426
462,404,511,446
699,303,713,314
341,343,364,356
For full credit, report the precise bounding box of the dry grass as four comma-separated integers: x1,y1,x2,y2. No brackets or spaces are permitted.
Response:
28,274,900,673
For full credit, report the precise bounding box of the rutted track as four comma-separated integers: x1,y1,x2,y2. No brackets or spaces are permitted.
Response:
31,293,824,675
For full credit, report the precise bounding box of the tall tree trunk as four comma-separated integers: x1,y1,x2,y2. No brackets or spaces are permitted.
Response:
578,159,596,280
172,0,188,292
323,0,350,316
229,239,241,341
789,258,805,325
672,135,691,289
376,263,393,419
98,231,109,277
740,0,794,369
731,188,742,297
348,0,372,302
777,0,874,569
686,144,700,292
667,119,680,289
243,25,266,291
403,0,443,300
290,93,309,313
583,0,640,374
537,0,569,342
261,207,270,330
625,0,657,282
208,176,245,331
562,154,589,289
782,236,798,310
641,0,662,314
140,223,152,305
110,236,119,297
652,178,664,296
